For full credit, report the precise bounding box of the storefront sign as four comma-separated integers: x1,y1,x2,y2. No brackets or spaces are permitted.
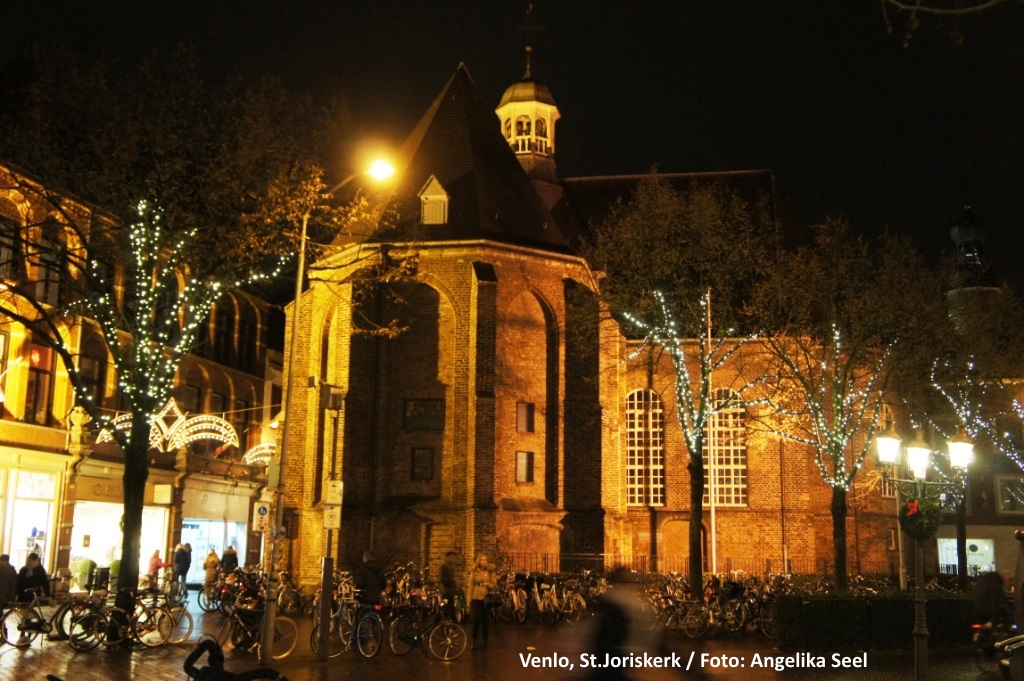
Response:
76,476,159,505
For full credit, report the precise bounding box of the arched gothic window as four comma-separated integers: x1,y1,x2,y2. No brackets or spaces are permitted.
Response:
626,390,665,506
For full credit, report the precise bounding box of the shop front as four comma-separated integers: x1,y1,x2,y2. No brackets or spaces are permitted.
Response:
180,476,259,583
68,474,173,588
0,466,64,572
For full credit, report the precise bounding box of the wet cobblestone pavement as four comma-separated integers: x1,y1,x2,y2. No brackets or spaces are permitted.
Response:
0,600,992,681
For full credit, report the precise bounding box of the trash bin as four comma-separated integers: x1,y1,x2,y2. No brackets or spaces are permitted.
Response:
91,566,110,591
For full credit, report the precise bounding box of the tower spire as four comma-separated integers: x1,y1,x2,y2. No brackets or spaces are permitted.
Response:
524,45,533,80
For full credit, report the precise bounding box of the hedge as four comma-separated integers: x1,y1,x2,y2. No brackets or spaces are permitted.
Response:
775,594,972,651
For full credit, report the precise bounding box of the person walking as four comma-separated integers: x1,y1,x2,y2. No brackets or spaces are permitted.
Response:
220,545,239,573
173,543,191,591
354,551,386,606
468,553,495,649
203,549,220,584
0,554,17,607
440,551,461,620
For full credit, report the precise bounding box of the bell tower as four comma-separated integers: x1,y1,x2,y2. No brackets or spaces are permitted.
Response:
496,46,562,210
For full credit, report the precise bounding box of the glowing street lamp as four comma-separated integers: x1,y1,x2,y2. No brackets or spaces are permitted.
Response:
947,428,975,470
905,430,932,481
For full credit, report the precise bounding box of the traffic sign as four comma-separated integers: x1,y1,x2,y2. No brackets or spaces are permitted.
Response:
253,501,271,531
323,506,340,530
324,480,343,506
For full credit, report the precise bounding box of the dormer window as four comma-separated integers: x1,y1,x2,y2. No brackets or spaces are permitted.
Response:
418,175,449,225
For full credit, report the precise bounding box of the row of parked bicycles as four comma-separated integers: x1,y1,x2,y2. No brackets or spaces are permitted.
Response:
6,562,902,663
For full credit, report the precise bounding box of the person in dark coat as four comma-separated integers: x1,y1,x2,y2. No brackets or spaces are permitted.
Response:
220,546,239,572
0,554,17,607
586,567,664,681
16,552,49,602
354,551,386,606
173,543,191,588
440,551,460,618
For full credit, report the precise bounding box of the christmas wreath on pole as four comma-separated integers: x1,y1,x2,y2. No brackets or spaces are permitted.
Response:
898,497,941,541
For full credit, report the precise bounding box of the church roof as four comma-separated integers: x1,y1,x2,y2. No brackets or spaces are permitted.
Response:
555,170,805,251
371,65,569,252
498,77,556,107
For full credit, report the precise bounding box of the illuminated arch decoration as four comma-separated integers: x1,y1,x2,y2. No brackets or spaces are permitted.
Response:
242,442,275,467
97,397,239,452
238,440,272,466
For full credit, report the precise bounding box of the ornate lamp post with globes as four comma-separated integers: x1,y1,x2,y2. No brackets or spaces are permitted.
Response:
875,426,973,681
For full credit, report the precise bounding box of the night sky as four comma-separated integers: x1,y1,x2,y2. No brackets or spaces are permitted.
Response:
3,1,1022,268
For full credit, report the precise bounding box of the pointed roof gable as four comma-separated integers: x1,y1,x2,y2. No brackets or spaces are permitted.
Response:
375,65,569,251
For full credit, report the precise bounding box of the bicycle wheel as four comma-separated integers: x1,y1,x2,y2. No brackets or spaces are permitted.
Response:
428,621,467,661
198,586,220,613
131,606,172,647
68,611,105,652
278,588,300,617
168,604,195,644
166,580,187,604
388,615,415,655
57,600,97,640
309,620,347,658
269,616,298,660
683,603,711,638
1,607,41,647
355,613,383,658
231,618,255,650
723,600,749,631
562,594,586,625
514,589,527,623
759,603,778,639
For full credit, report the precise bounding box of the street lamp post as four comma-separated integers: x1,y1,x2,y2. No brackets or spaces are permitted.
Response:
261,160,394,663
875,426,972,681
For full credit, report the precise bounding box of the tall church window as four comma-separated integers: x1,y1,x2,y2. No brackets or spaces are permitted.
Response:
702,388,748,507
626,390,665,506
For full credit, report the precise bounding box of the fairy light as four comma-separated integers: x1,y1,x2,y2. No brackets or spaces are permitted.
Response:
930,356,1024,472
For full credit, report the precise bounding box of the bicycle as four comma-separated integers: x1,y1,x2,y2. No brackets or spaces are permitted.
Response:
388,601,467,661
185,638,289,680
310,601,383,659
215,598,297,660
0,587,72,647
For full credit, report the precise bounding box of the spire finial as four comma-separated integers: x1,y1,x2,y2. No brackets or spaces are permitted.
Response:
524,45,533,79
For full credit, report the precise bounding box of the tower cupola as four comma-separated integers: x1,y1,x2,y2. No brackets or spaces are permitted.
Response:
496,46,561,185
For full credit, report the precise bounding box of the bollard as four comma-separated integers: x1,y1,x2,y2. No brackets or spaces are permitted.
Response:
317,556,333,660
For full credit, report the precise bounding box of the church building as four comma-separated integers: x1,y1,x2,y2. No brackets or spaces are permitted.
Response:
278,60,903,580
